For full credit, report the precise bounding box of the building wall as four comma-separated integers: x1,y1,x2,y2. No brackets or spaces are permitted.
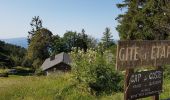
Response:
45,63,71,75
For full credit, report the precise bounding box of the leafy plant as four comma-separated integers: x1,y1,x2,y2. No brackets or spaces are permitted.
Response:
70,48,123,95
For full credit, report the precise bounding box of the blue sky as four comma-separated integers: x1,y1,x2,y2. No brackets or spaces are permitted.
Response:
0,0,123,40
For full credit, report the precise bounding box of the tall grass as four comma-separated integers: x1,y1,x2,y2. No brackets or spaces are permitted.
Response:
0,74,95,100
0,74,169,100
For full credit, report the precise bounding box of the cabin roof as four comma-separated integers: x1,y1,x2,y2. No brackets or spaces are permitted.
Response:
41,52,71,71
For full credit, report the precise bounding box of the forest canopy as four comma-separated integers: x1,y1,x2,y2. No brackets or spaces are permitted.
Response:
0,40,26,68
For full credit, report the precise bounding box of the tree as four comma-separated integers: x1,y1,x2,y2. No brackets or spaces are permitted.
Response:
51,35,67,54
27,28,53,69
62,29,88,52
0,40,26,68
86,36,98,49
101,27,114,49
116,0,170,40
28,16,43,44
51,29,97,54
0,41,12,68
76,29,88,52
63,31,77,52
81,29,97,49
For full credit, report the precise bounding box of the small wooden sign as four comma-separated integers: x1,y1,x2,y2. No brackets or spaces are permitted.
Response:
126,69,163,100
116,40,170,70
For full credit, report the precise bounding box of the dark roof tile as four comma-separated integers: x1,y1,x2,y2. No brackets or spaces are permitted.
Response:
41,52,71,71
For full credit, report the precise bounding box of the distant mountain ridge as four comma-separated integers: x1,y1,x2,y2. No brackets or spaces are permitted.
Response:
0,37,28,48
0,37,118,49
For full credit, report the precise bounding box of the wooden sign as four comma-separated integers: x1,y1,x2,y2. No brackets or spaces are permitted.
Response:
116,40,170,70
126,69,163,100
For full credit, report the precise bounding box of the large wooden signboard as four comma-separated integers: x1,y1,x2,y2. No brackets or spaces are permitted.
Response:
126,69,163,100
116,40,170,70
116,40,166,100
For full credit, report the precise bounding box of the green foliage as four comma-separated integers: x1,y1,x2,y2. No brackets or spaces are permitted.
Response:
27,28,53,68
0,69,8,77
51,29,97,54
0,69,8,73
63,31,77,52
7,66,34,76
26,16,53,69
32,59,43,69
0,74,95,100
70,48,123,95
89,67,123,95
21,58,32,67
51,35,67,55
164,65,170,79
0,53,13,68
101,27,115,49
28,16,43,44
116,0,170,40
0,40,26,68
86,36,98,49
62,30,88,52
1,74,169,99
34,68,45,76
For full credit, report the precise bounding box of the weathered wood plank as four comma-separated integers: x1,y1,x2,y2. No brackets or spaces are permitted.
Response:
124,68,134,100
126,69,163,100
116,40,170,70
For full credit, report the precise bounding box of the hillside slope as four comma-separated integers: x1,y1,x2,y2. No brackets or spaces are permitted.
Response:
0,40,26,67
1,37,28,48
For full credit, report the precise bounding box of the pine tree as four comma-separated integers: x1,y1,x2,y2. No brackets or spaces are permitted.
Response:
28,16,43,44
116,0,170,40
101,27,114,49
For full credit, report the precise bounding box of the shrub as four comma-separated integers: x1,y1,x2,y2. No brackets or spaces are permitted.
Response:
89,66,123,95
0,69,8,77
70,48,123,95
34,68,45,76
164,65,170,79
21,58,33,67
0,73,8,77
32,59,43,69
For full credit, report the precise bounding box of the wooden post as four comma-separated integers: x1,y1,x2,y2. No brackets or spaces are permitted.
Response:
152,95,159,100
124,68,134,100
152,66,162,100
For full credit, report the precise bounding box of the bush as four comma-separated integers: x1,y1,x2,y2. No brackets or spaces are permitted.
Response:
22,58,33,67
0,73,8,77
34,68,45,76
89,67,123,95
164,65,170,79
70,48,123,95
0,69,8,77
32,59,43,69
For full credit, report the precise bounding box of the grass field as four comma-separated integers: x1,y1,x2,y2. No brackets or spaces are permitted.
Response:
0,73,170,100
0,74,95,100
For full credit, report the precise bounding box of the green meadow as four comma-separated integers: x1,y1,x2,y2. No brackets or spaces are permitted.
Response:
0,74,169,100
1,1,170,100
